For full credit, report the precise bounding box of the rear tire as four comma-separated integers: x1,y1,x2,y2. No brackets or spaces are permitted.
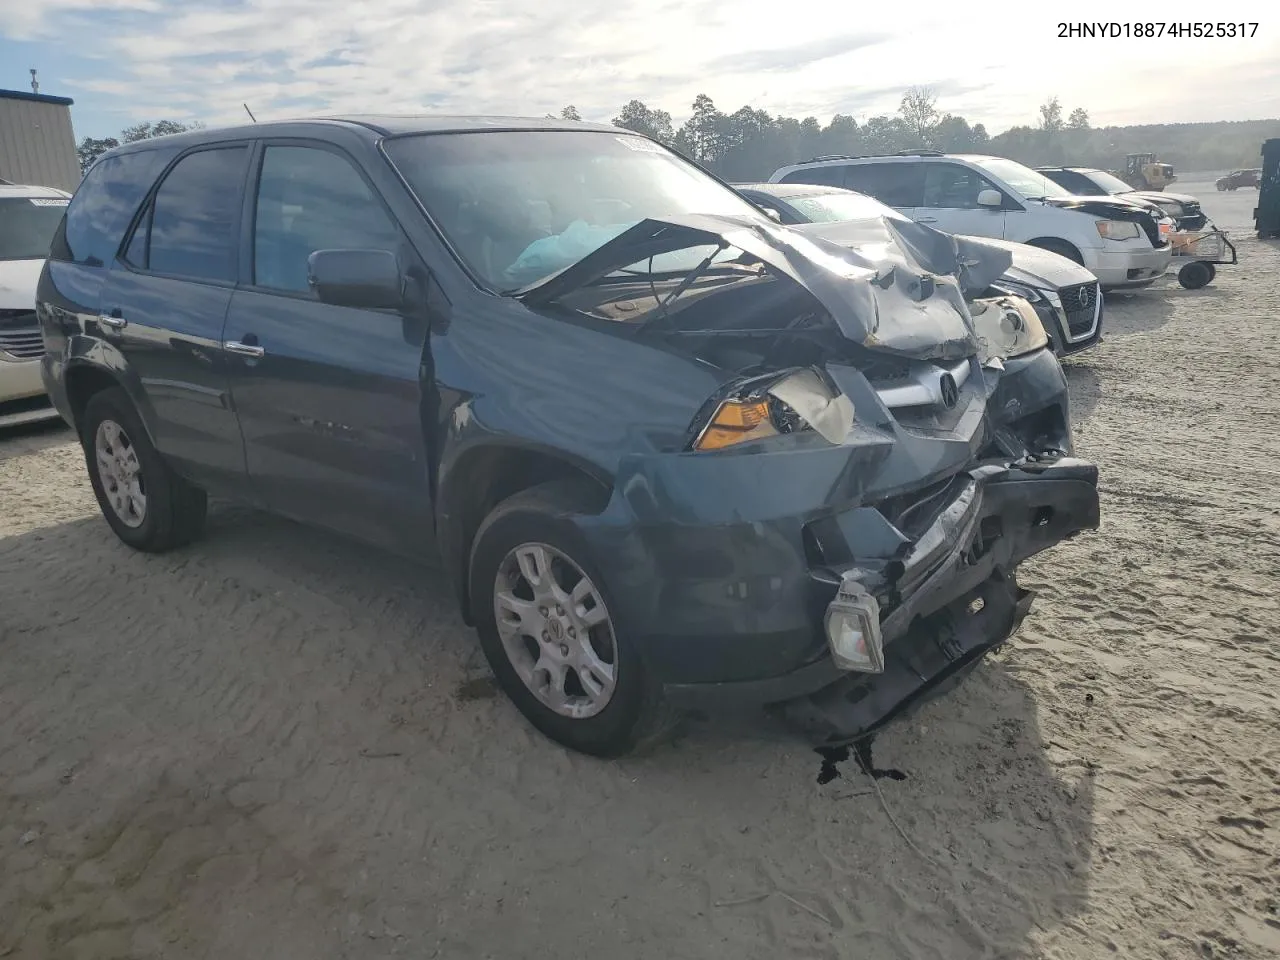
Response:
81,387,207,552
468,481,672,757
1027,239,1084,266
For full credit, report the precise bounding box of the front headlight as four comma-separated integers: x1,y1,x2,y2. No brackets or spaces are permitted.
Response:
970,295,1049,363
1095,219,1142,240
989,279,1044,303
692,369,855,451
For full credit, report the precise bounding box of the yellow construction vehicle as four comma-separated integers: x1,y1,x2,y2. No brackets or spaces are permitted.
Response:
1113,153,1177,191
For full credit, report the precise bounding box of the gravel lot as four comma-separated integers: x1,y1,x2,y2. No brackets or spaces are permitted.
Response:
2,182,1277,960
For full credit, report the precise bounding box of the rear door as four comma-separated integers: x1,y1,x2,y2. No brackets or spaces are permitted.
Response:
223,141,432,553
916,161,1008,239
840,162,924,220
97,144,252,495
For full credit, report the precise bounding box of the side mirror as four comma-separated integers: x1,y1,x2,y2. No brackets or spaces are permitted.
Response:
307,249,403,309
976,189,1004,209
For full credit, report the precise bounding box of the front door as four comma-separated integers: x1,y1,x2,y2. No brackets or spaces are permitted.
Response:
916,162,1009,240
223,142,433,554
97,144,252,495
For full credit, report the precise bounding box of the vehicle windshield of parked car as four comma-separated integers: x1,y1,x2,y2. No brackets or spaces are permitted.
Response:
1078,169,1137,195
384,131,763,290
0,197,68,260
966,157,1075,201
786,191,909,224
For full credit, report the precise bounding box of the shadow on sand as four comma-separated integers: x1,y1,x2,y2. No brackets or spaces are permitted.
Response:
0,499,1094,959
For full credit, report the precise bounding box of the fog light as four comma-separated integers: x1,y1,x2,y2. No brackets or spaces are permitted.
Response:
824,577,884,673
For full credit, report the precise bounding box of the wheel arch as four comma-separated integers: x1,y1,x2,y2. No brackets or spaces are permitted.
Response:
1025,237,1085,265
63,361,155,441
435,442,614,626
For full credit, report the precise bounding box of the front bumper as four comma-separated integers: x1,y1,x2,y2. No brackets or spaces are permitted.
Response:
1083,244,1172,289
574,349,1095,726
663,455,1099,715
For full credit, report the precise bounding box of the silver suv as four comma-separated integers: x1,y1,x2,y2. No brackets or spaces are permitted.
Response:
770,152,1174,290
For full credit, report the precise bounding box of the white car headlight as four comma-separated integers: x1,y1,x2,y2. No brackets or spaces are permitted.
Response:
970,295,1049,363
1095,220,1142,240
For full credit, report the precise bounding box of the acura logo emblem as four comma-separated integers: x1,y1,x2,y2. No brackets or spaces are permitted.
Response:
939,373,959,409
1078,287,1091,308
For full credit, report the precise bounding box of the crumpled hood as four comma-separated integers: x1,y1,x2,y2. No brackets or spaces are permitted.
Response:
518,213,1015,362
1042,195,1156,220
0,258,45,311
959,235,1096,289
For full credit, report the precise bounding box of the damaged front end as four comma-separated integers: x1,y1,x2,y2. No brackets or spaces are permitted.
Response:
516,212,1098,744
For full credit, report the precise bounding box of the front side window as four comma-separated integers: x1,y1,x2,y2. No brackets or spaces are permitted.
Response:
253,146,402,293
965,156,1074,201
145,147,248,283
841,164,924,208
921,164,1003,209
0,197,68,260
384,131,762,290
1076,169,1135,195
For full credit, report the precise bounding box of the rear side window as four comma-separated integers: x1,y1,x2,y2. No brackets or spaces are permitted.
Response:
252,145,400,293
138,147,248,283
49,147,178,266
842,163,924,208
779,164,846,188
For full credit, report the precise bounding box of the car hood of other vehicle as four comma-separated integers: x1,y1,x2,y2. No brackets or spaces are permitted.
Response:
957,235,1096,290
518,213,1014,363
0,258,45,310
1126,189,1198,207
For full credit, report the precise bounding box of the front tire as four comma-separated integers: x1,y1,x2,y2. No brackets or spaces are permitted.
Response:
469,482,671,757
81,387,207,552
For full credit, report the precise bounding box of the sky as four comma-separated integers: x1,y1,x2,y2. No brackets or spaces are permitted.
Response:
1,0,1275,142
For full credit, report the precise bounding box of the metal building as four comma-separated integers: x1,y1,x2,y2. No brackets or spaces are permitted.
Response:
0,89,80,192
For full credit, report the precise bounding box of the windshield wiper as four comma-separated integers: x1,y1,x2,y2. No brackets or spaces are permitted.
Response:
633,241,729,335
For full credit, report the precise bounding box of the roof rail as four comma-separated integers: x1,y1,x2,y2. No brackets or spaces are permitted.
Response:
893,149,943,157
798,154,863,164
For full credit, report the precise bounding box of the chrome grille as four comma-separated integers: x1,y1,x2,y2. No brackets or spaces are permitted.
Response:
1059,282,1100,338
0,324,44,360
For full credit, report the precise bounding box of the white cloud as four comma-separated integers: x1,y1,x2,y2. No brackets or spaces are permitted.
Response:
13,0,1279,134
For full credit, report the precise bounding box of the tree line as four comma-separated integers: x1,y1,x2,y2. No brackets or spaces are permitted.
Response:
588,88,1273,179
78,88,1276,180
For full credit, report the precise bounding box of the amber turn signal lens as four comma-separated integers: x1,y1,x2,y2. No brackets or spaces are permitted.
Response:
694,399,779,451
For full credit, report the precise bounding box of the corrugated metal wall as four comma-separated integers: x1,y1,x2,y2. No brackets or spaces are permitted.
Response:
0,98,80,192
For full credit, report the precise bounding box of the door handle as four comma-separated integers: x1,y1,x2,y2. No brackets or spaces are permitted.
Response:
224,340,265,359
98,313,127,330
916,216,938,223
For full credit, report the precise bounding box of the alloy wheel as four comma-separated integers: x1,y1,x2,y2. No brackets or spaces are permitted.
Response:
492,542,618,719
94,419,147,528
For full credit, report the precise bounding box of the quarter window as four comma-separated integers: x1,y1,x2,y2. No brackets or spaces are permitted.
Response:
252,146,401,294
143,147,248,282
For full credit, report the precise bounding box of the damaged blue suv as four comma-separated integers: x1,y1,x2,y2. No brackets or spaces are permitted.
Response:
36,117,1099,756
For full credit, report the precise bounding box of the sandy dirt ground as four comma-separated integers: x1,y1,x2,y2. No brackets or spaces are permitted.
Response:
2,182,1277,960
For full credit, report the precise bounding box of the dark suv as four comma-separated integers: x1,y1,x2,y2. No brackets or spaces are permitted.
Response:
37,117,1099,756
